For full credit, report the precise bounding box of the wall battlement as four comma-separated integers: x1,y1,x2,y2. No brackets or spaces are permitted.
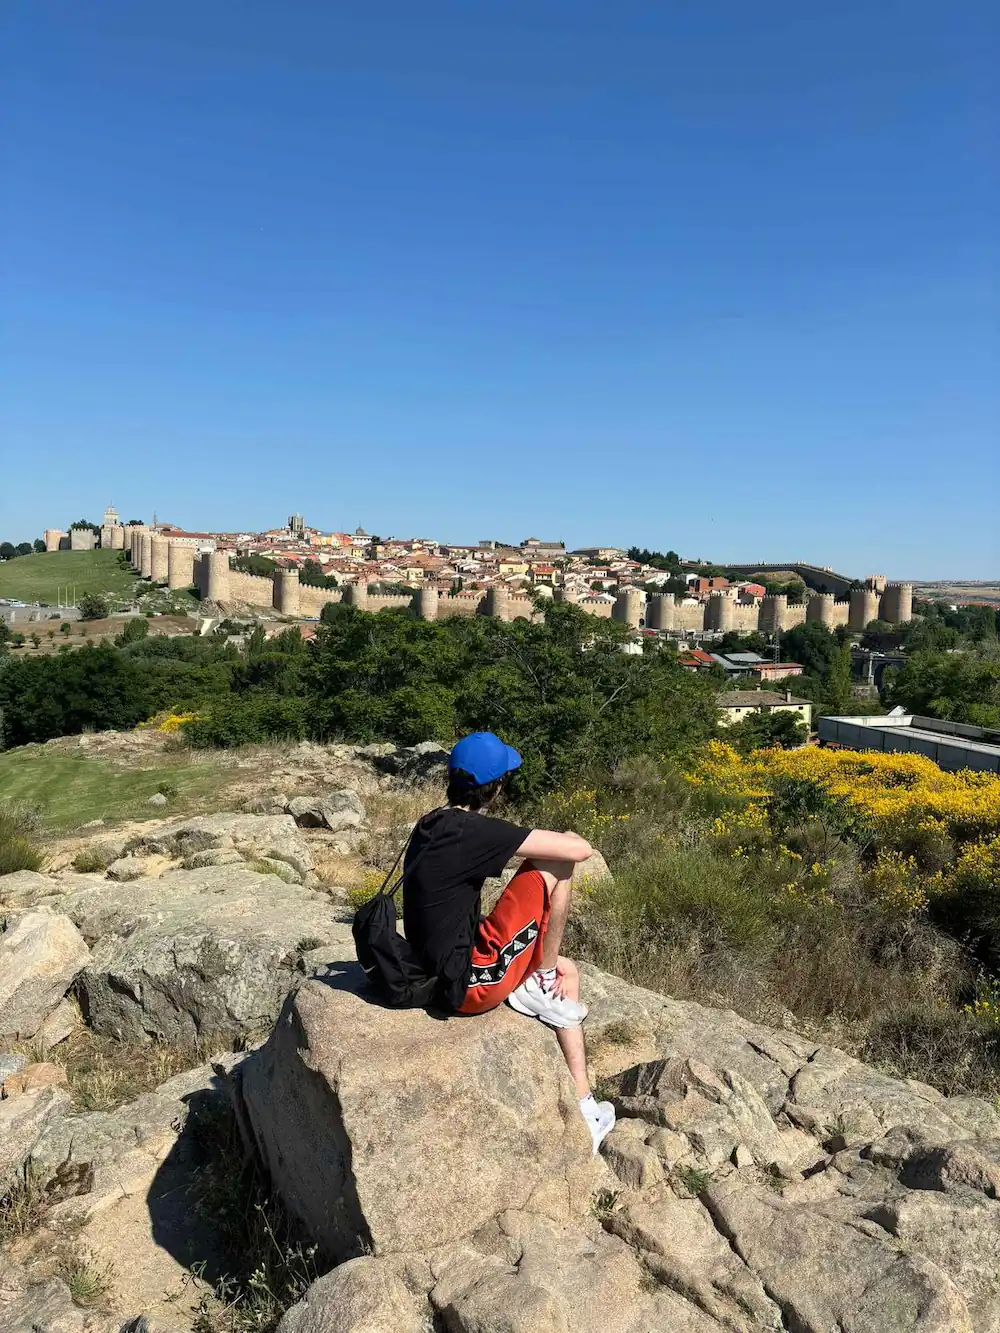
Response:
171,561,914,636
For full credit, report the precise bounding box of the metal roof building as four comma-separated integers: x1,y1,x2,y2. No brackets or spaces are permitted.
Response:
818,709,1000,774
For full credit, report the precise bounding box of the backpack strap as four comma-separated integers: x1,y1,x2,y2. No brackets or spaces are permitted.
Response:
377,807,444,900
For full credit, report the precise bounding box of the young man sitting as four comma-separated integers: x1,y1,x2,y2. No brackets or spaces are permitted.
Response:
403,731,616,1153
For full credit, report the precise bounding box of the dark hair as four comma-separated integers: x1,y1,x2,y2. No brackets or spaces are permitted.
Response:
446,768,504,811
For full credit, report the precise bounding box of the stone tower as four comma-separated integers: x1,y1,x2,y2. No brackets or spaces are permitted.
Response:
205,551,231,604
705,591,735,632
645,594,676,631
139,532,153,579
483,586,511,622
806,592,836,627
168,543,195,591
849,586,880,631
44,529,65,553
416,586,438,621
150,536,169,584
759,594,788,635
273,568,301,617
343,582,369,612
879,583,913,625
612,588,644,629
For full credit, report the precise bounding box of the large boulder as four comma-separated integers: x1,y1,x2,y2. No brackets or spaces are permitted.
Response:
703,1175,975,1333
237,974,599,1263
0,907,90,1040
287,789,367,832
21,1058,247,1327
277,1257,428,1333
51,865,356,1043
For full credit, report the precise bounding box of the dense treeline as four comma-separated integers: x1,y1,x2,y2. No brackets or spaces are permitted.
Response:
0,603,720,793
0,540,45,558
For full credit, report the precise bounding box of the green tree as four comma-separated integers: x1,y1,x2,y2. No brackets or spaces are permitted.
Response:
15,542,33,557
825,645,854,714
0,542,15,560
717,630,768,656
33,539,45,554
885,647,1000,728
727,709,808,754
77,591,109,621
300,558,337,589
69,519,100,534
114,616,150,646
0,643,157,745
231,554,278,578
781,622,841,678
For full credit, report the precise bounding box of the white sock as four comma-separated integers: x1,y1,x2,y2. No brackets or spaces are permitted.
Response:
579,1093,598,1116
535,966,557,990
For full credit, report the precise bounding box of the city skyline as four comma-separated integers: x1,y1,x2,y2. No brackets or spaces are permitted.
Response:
3,3,998,578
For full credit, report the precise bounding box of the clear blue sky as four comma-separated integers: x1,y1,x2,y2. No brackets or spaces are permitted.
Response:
2,1,997,578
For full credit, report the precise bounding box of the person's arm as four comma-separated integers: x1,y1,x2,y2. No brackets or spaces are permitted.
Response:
514,828,594,863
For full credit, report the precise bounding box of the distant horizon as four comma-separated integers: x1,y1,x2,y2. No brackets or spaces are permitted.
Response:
3,4,997,580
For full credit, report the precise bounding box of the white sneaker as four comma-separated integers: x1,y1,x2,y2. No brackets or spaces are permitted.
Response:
507,973,588,1028
583,1101,616,1155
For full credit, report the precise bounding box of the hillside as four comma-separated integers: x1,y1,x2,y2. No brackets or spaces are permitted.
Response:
2,741,999,1332
0,549,138,604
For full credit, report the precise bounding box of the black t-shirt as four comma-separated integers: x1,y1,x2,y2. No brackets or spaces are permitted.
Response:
402,806,530,1011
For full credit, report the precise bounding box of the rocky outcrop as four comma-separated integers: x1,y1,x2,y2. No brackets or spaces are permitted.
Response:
238,976,599,1262
0,908,90,1041
125,812,318,884
244,962,1000,1333
44,865,355,1043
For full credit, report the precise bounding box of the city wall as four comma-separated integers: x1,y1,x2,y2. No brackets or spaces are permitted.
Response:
116,542,914,639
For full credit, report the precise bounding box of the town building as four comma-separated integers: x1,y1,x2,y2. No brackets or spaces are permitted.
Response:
718,690,812,731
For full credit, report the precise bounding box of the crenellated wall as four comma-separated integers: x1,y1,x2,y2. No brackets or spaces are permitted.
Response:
182,562,907,637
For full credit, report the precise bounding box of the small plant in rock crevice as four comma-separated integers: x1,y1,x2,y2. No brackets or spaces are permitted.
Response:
673,1164,713,1196
59,1250,116,1308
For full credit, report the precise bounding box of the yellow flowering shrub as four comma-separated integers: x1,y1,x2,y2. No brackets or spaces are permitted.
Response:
685,741,1000,919
963,974,1000,1030
535,788,628,846
139,710,199,733
864,851,929,915
686,743,1000,849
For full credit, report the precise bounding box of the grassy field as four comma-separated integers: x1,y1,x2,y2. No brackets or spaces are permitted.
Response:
0,549,139,604
0,749,235,831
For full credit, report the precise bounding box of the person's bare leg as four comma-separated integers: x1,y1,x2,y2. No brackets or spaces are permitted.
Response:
556,1024,590,1098
551,955,589,1094
529,857,575,967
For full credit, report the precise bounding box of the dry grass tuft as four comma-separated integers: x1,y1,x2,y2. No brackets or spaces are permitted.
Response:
12,1026,209,1112
59,1249,116,1308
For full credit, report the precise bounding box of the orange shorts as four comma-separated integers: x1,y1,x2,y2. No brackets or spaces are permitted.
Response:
458,861,550,1015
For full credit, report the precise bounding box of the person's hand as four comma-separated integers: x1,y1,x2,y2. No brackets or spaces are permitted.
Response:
552,959,573,999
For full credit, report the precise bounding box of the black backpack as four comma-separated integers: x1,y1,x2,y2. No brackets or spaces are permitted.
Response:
352,822,438,1008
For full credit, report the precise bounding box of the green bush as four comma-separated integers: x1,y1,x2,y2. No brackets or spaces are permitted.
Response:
184,694,309,748
72,846,117,874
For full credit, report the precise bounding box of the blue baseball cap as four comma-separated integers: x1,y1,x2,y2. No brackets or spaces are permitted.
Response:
449,732,522,785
